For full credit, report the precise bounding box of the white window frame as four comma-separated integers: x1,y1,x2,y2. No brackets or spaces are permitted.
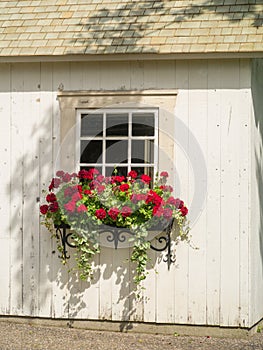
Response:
76,108,159,176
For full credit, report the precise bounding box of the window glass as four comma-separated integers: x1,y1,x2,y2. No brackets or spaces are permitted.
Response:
106,140,128,164
106,114,128,136
81,114,103,137
132,113,154,136
80,140,102,163
131,140,154,164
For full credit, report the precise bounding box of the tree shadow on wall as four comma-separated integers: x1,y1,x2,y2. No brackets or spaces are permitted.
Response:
67,0,262,54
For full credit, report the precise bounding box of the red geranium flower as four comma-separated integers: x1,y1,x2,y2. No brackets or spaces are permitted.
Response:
146,190,163,206
112,175,125,183
141,174,151,184
180,206,188,216
78,169,93,180
40,204,49,215
128,170,137,179
120,184,129,192
49,201,59,213
84,189,92,195
95,208,107,220
46,193,57,203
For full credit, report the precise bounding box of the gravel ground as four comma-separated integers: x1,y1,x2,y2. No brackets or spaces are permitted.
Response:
0,321,262,350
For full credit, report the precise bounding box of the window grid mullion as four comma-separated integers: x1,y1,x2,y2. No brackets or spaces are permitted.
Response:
78,109,158,176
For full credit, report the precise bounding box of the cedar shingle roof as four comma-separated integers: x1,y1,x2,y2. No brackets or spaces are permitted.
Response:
0,0,262,57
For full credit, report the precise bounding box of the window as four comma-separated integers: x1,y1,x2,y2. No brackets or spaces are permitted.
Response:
76,109,158,177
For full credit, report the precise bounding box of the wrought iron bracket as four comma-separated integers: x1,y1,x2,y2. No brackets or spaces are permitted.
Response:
55,220,175,269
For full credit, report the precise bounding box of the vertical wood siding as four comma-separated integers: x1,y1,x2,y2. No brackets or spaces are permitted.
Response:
0,58,260,328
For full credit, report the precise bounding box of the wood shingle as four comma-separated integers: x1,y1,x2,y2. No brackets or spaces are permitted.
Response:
0,0,262,57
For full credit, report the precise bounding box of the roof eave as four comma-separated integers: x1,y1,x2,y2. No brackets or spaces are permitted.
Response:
0,51,262,63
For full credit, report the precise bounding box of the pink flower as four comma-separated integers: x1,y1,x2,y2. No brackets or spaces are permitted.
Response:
56,170,65,177
153,206,164,217
96,175,105,183
166,196,177,206
128,170,137,179
141,174,151,184
48,178,61,191
90,168,100,176
95,208,107,220
77,204,87,213
64,201,76,213
160,171,169,178
180,206,188,216
163,208,173,219
40,204,49,215
160,185,173,192
121,206,132,218
62,172,72,183
130,193,147,203
120,184,129,192
108,207,120,221
96,184,105,194
175,198,184,209
72,192,82,202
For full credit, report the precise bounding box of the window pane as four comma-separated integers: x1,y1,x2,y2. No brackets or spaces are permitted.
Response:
106,140,128,163
131,140,154,164
132,113,155,136
105,166,128,177
106,113,128,136
81,114,103,137
80,140,102,163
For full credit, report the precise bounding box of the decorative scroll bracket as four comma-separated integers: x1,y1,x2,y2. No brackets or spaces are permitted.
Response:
55,220,175,269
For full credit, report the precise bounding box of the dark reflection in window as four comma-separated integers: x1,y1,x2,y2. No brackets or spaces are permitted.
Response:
81,114,103,137
132,113,154,136
106,140,128,163
80,140,102,163
106,114,128,136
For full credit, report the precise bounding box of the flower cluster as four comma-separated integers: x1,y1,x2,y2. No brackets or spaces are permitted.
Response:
40,169,188,230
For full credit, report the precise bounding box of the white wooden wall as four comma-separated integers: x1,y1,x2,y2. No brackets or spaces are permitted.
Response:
0,58,261,328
